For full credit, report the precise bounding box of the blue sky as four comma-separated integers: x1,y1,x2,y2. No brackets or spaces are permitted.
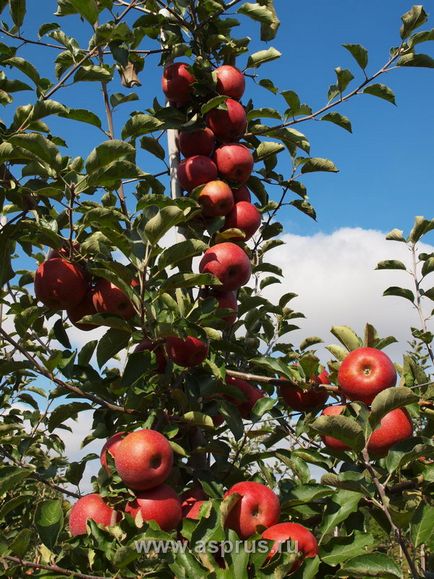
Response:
2,0,433,240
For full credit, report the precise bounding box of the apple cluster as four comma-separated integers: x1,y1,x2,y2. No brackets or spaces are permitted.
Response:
69,429,183,535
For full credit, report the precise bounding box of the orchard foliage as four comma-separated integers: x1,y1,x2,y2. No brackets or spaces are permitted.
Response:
0,1,433,577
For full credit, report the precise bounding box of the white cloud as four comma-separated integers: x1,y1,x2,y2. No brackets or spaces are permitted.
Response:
264,227,434,362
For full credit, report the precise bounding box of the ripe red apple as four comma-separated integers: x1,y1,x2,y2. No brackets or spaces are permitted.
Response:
47,240,80,260
34,258,88,310
178,155,218,192
199,242,251,291
368,408,413,457
165,336,209,367
214,144,254,185
222,201,261,241
198,180,234,217
100,431,125,473
134,339,167,373
114,429,173,491
224,481,280,539
214,65,245,100
338,347,397,404
280,371,329,412
181,486,207,516
162,62,195,107
178,127,215,158
262,522,318,569
183,500,205,520
225,376,264,418
126,484,182,531
206,99,247,142
69,494,118,537
92,279,135,320
321,405,349,451
67,291,97,331
232,185,251,203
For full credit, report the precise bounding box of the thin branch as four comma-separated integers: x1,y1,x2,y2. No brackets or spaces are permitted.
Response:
226,369,339,393
1,557,109,579
362,449,420,578
0,27,64,49
0,327,137,416
247,49,404,137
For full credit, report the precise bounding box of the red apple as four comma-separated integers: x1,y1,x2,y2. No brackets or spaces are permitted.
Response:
92,279,135,320
165,336,208,367
114,429,173,491
222,201,261,241
126,484,182,531
181,486,207,516
225,376,264,418
162,62,195,107
134,339,167,373
214,65,245,100
67,291,97,331
178,127,215,158
100,431,125,473
198,180,234,217
232,185,251,203
206,99,247,142
199,242,252,291
224,481,280,539
368,408,413,457
69,494,118,537
34,258,88,310
280,371,329,412
262,522,318,569
321,405,349,451
183,500,205,520
214,144,254,185
47,240,80,260
338,347,397,404
178,155,218,192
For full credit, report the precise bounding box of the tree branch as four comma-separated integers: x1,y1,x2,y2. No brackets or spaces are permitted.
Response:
1,557,109,579
226,369,339,392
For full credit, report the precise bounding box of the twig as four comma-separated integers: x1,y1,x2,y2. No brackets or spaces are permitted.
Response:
1,557,109,579
42,47,100,100
362,448,420,578
226,369,339,392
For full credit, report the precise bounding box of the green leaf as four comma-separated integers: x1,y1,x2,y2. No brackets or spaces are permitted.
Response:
383,286,415,303
246,47,281,68
74,65,113,82
9,133,62,170
144,206,185,245
409,216,434,243
363,83,396,104
0,466,32,494
321,112,352,133
140,136,165,160
110,92,139,108
34,499,64,550
335,67,354,92
312,414,364,450
301,157,339,174
411,503,434,548
85,139,135,173
183,411,214,428
319,489,363,542
386,228,406,242
10,0,26,28
3,57,40,85
342,43,368,70
160,273,219,291
251,397,275,419
200,95,227,115
238,2,280,41
330,325,362,351
422,257,434,277
408,28,434,48
122,113,164,139
48,402,92,432
376,259,407,271
400,5,428,39
9,528,32,557
158,239,208,271
69,0,99,25
97,328,131,368
113,545,140,568
423,287,434,301
398,52,434,68
369,386,417,429
338,553,402,578
320,530,375,566
62,108,102,129
254,141,285,161
53,318,71,349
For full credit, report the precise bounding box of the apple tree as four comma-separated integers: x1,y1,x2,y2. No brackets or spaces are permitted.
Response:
0,1,433,577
